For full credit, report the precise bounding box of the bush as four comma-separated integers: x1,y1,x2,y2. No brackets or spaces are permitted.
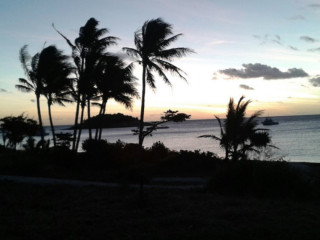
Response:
148,141,169,158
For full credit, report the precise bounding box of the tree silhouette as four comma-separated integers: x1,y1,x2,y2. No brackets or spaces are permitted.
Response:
200,96,274,160
38,45,73,147
0,114,38,150
132,110,190,144
53,18,118,151
123,18,193,147
16,45,45,144
94,55,138,140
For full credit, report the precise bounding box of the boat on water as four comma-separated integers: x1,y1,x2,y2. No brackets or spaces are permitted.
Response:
262,117,279,126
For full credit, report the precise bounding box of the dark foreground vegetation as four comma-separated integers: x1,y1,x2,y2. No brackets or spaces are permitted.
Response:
1,180,320,240
1,141,320,239
1,141,320,199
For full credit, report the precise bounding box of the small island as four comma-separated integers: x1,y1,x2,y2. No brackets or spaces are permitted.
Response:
78,113,140,129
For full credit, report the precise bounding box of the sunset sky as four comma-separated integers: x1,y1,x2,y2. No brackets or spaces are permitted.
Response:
0,0,320,125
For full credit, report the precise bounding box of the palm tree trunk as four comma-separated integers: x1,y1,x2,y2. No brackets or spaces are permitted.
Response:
75,98,86,152
87,98,92,139
47,99,56,148
138,64,147,147
36,94,45,145
98,101,107,140
72,92,81,151
95,103,104,140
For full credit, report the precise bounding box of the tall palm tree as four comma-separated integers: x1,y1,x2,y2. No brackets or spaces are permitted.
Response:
123,18,193,147
200,96,273,160
16,45,45,144
38,45,73,147
94,55,138,140
53,18,118,151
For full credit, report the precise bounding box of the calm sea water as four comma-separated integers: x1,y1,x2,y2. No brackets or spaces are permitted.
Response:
2,115,320,162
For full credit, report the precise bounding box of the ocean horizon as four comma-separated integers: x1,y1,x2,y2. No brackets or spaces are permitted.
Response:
34,114,320,163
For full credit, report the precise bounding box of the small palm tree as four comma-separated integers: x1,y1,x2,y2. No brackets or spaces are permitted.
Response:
200,96,273,160
123,18,193,147
38,45,73,147
94,55,138,140
16,45,45,143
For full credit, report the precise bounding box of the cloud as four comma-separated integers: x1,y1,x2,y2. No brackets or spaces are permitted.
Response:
289,45,299,51
0,88,7,93
300,36,317,43
288,15,305,20
219,63,309,80
253,34,283,46
308,4,320,9
30,99,35,103
308,47,320,52
239,84,254,90
254,34,298,51
309,76,320,87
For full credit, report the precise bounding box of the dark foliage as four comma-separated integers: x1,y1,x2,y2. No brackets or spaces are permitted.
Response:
0,115,38,150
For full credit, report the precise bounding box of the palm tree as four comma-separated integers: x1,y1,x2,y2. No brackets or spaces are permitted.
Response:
123,18,193,147
53,18,118,151
94,55,138,140
16,45,45,144
200,96,273,160
38,45,73,147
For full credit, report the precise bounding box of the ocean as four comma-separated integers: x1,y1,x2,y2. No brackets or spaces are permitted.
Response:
2,115,320,162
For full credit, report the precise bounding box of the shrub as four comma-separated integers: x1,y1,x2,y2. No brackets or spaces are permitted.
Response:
148,141,169,158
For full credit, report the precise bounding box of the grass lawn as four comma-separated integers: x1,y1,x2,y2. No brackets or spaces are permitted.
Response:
1,181,320,240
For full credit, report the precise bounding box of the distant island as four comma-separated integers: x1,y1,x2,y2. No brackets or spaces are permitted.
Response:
74,113,141,129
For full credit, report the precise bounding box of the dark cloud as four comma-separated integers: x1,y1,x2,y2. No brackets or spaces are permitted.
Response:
308,47,320,52
309,4,320,9
288,15,305,20
239,84,254,90
253,34,283,46
0,88,7,93
30,99,35,103
300,36,317,43
309,76,320,87
289,45,299,51
219,63,309,80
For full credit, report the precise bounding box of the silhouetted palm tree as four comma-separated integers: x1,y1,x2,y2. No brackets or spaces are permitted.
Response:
94,55,138,140
16,45,45,144
123,18,193,147
38,45,73,147
200,96,273,160
53,18,118,151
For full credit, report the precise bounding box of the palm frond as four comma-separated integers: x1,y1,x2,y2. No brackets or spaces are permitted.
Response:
146,69,156,89
17,78,34,89
154,59,187,81
157,47,194,60
122,47,141,58
52,23,75,49
15,84,33,93
19,45,31,77
159,34,183,48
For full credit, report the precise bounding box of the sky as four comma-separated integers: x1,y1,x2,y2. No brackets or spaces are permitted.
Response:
0,0,320,125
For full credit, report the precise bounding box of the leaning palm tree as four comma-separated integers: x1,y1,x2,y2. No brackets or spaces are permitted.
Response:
200,96,273,160
123,18,193,147
38,45,73,147
16,45,45,144
53,18,118,151
94,55,138,140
